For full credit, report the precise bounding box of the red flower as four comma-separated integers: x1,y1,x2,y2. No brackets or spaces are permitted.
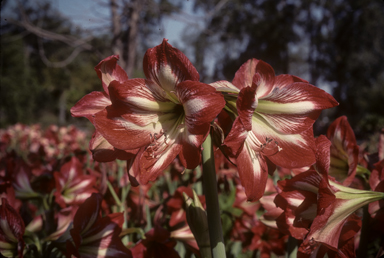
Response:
326,116,359,185
0,198,25,258
211,59,338,201
54,156,98,208
93,39,225,185
275,136,384,257
66,193,132,258
71,55,137,162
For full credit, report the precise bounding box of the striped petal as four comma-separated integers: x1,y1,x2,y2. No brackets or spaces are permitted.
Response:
94,108,159,150
132,140,182,185
94,55,129,94
236,141,269,201
177,81,226,135
108,79,175,114
232,59,275,98
70,91,111,121
209,80,240,93
249,116,316,168
256,82,338,134
143,39,199,96
327,116,359,185
89,130,138,162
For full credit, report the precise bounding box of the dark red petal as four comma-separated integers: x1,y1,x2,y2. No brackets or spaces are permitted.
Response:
222,117,248,157
178,132,203,169
72,193,102,234
237,85,257,131
0,198,25,243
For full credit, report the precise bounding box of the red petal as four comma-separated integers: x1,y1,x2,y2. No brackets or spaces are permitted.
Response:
257,82,338,134
94,108,156,150
178,132,203,169
70,91,111,121
143,39,199,94
232,58,260,90
222,117,248,157
89,130,138,162
314,135,332,176
237,85,257,131
327,116,359,185
236,144,269,201
177,81,225,135
72,193,102,234
94,55,129,94
249,119,316,168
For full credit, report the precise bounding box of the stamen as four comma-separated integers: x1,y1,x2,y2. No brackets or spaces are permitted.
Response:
257,137,282,156
144,130,169,160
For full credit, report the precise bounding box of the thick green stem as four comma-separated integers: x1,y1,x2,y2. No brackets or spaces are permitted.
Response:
201,133,227,258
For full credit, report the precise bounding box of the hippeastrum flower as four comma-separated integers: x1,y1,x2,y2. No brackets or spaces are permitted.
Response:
326,116,360,185
0,198,25,258
71,55,136,162
275,136,384,256
66,193,132,258
211,59,338,201
93,39,225,185
54,156,98,208
368,159,384,225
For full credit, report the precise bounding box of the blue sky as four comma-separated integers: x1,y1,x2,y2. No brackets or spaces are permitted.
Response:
52,0,189,45
1,0,190,45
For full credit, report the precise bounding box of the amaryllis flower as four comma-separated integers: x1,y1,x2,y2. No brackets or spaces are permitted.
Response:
368,159,384,227
71,55,136,162
275,136,384,256
54,156,98,208
93,39,225,185
211,59,338,201
0,198,25,258
326,116,360,185
66,193,132,258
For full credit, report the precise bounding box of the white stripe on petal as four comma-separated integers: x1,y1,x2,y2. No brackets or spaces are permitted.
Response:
257,100,316,115
125,96,175,112
183,98,208,117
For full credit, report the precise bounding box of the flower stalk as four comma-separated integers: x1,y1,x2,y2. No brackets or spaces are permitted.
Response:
201,133,226,258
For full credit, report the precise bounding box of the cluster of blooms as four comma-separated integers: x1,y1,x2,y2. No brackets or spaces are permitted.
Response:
1,39,384,257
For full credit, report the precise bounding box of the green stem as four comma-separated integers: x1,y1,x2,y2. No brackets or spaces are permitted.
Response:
357,205,369,258
201,133,226,258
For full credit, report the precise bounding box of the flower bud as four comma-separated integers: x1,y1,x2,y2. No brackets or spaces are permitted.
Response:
183,191,211,257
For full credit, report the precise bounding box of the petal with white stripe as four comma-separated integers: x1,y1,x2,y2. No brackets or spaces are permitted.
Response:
94,55,129,94
143,39,199,95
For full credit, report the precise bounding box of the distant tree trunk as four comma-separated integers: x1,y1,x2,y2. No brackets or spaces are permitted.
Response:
58,90,67,125
126,0,141,77
110,0,126,69
110,0,141,77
